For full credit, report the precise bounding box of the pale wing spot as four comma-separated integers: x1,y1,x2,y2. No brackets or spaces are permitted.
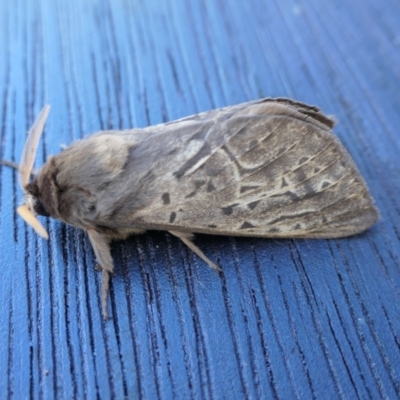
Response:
173,140,209,178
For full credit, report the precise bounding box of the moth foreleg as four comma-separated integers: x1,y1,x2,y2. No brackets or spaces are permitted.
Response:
1,159,39,177
88,229,114,319
169,230,221,272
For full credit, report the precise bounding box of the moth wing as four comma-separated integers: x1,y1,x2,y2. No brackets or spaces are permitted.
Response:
130,99,378,238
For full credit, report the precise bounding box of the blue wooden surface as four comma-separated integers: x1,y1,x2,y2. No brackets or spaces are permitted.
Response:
0,0,399,398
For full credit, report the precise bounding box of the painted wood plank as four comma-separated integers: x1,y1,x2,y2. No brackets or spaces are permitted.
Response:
0,0,399,398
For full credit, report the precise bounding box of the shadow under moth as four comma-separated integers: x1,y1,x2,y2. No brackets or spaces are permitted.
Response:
6,98,379,319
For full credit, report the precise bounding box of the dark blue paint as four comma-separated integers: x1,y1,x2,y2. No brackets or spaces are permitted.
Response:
0,0,399,398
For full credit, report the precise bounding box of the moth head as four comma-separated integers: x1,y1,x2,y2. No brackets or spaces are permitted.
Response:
17,105,51,240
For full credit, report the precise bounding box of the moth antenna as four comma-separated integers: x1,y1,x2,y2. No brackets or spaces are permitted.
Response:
17,204,49,239
18,105,50,189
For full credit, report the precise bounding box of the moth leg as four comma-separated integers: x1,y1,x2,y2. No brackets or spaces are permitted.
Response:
88,230,114,319
1,159,39,177
1,160,20,170
94,264,102,271
169,230,221,272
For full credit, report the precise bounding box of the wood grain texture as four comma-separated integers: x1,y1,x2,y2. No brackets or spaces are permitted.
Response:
0,0,399,399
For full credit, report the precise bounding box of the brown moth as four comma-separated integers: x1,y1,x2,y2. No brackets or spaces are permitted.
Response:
8,98,379,319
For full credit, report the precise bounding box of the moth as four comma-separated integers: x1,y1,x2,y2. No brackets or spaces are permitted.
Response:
7,98,379,319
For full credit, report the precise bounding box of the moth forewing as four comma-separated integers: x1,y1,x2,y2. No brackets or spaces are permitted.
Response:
7,98,379,319
130,105,378,239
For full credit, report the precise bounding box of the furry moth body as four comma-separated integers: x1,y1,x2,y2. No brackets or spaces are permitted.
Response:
10,98,379,319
